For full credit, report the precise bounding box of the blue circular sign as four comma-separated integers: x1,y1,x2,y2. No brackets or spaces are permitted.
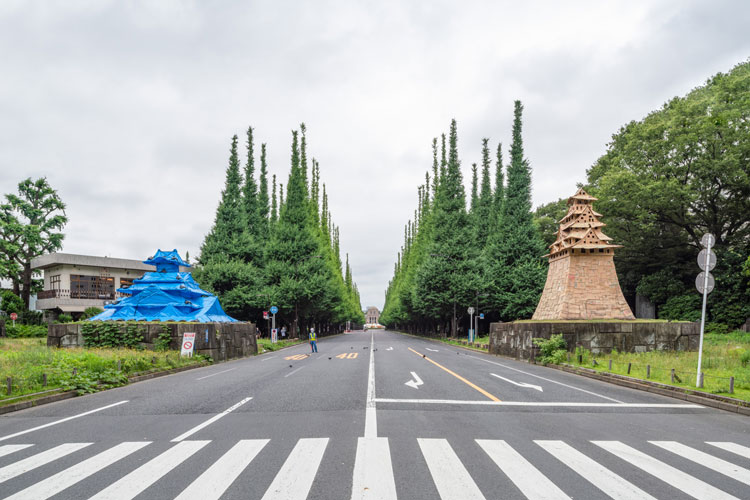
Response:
270,306,278,314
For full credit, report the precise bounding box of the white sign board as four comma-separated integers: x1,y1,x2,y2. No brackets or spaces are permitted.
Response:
271,328,278,343
180,332,196,357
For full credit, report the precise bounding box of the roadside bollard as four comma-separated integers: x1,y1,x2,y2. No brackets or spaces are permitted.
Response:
730,376,734,394
151,357,156,365
671,368,675,383
608,359,612,371
577,354,583,364
646,365,651,379
72,368,77,376
699,372,704,388
117,359,121,371
43,373,47,387
6,377,11,396
627,362,632,375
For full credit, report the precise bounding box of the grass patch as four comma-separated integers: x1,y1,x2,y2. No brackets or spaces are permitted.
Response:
563,331,750,402
257,338,303,352
0,338,208,402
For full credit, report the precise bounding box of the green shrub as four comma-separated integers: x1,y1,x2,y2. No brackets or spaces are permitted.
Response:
533,334,567,365
6,324,47,338
56,314,73,324
81,307,104,319
154,325,172,352
0,290,24,315
704,322,730,335
658,293,701,322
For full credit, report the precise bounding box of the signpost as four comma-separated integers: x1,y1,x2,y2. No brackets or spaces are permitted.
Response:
10,313,17,327
695,233,716,387
270,306,278,343
180,332,196,358
468,307,475,343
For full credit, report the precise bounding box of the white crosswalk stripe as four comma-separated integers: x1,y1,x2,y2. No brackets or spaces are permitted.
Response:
650,441,750,486
0,437,746,500
174,439,269,500
418,438,485,500
261,437,329,500
707,441,750,460
89,440,209,500
593,440,739,500
536,440,657,500
477,439,570,499
4,441,150,500
0,445,33,459
0,442,91,484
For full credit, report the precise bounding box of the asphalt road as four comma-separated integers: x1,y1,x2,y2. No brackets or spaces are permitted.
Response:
0,329,748,499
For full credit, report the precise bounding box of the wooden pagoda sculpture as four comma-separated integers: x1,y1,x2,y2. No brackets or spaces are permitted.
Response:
532,188,635,320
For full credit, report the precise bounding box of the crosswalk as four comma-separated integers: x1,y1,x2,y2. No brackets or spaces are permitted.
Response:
0,437,748,499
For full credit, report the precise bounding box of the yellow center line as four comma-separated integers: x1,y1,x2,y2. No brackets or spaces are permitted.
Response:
408,347,501,402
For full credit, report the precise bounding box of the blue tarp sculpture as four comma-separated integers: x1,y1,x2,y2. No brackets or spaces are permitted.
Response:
89,249,237,322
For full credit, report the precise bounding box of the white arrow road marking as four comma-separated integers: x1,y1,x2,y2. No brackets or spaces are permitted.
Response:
405,372,424,389
491,373,543,392
386,346,393,351
426,348,439,352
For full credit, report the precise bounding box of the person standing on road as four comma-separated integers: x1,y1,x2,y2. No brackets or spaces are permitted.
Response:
309,327,318,353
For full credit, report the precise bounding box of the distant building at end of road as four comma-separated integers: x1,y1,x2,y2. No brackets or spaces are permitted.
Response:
365,306,380,325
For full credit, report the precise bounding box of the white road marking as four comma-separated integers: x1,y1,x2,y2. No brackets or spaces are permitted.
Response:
477,439,570,500
261,438,328,500
0,400,129,442
365,331,377,438
419,438,486,500
4,441,150,500
90,440,209,499
537,440,657,500
466,355,623,403
175,439,269,500
0,442,91,483
651,441,750,485
707,442,750,459
404,372,424,389
593,440,738,500
260,356,276,362
373,398,702,408
491,373,543,392
0,444,33,459
351,437,397,500
426,348,439,352
386,346,393,351
284,366,306,378
172,397,253,442
196,368,236,380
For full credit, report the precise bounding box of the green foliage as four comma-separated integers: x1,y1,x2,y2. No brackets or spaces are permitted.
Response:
704,322,729,335
56,314,73,324
533,197,567,248
82,322,143,349
5,324,47,338
154,325,172,352
81,307,104,320
658,294,701,322
0,178,68,308
0,290,23,315
533,334,567,365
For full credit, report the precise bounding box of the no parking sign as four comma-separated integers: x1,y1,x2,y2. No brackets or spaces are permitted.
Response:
181,332,196,357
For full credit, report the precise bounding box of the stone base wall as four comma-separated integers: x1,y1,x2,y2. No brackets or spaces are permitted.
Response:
533,253,634,320
47,322,257,360
489,321,699,361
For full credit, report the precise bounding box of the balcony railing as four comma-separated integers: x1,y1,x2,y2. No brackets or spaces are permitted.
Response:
36,289,116,300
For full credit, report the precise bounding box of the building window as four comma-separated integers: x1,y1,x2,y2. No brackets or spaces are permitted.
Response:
50,275,61,290
70,275,115,299
120,277,135,289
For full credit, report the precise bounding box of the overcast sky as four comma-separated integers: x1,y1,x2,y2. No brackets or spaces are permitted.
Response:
1,0,749,310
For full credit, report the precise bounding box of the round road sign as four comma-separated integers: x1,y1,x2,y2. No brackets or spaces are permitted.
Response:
467,307,475,315
697,249,717,271
695,272,715,295
270,306,279,314
10,313,17,321
700,233,715,248
183,341,193,349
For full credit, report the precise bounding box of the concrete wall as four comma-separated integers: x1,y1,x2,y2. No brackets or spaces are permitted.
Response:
489,321,699,361
47,322,257,360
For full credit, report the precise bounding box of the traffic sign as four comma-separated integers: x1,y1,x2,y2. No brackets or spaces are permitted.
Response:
270,306,278,314
9,313,17,321
695,272,715,294
697,249,716,271
700,233,715,248
263,311,269,320
271,328,278,343
467,307,475,315
180,332,196,357
479,313,484,319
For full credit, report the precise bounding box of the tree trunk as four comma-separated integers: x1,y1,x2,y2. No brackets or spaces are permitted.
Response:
22,262,32,309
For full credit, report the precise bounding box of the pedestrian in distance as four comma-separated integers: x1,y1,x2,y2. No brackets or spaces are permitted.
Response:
309,327,318,353
281,326,287,338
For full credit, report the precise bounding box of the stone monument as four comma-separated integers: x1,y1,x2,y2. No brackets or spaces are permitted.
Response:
532,188,634,320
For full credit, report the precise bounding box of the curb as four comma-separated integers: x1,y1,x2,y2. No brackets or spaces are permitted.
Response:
0,390,78,415
549,363,750,416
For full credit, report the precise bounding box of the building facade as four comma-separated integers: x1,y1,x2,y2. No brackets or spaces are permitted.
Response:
365,306,380,325
32,253,187,319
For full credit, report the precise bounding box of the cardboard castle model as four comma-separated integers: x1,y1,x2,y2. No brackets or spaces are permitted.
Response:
532,188,635,320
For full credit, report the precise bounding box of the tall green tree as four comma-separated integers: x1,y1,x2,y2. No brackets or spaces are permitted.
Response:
0,178,68,307
258,143,270,235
